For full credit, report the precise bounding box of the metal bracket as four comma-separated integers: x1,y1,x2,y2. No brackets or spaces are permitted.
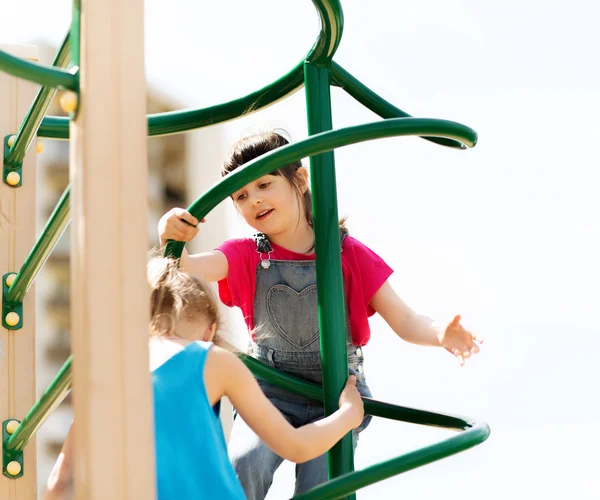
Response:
2,273,22,330
3,135,22,188
2,420,23,479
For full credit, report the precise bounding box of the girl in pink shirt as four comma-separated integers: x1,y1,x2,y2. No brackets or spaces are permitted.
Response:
158,131,482,499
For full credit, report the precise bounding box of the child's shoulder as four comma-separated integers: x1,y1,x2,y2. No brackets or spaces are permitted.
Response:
204,344,244,380
217,237,256,257
342,233,373,253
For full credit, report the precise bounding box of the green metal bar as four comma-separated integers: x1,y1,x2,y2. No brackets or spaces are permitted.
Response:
4,32,71,169
38,64,306,140
5,186,71,304
37,0,344,141
292,422,490,500
0,49,77,90
306,1,344,65
4,357,72,455
244,355,474,431
164,117,477,259
331,61,467,150
71,1,80,68
304,61,354,493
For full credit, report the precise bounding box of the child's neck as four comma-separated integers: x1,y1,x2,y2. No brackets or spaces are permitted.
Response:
267,221,315,254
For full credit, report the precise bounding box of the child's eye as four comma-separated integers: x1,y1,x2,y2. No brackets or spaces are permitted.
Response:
235,193,247,201
259,182,271,189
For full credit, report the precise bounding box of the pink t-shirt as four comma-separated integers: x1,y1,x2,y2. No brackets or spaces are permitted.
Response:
217,235,393,346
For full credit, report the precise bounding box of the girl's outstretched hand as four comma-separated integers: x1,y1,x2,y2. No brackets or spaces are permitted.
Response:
439,315,483,366
338,375,365,428
158,208,204,246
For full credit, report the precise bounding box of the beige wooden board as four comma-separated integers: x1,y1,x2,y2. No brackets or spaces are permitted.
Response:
0,45,39,500
69,1,156,498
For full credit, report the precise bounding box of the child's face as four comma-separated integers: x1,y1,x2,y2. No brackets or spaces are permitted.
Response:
232,171,307,236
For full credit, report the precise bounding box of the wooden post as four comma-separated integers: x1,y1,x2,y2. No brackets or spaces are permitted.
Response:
69,0,156,498
0,43,39,500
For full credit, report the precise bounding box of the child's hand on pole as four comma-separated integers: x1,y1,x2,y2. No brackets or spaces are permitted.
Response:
338,375,364,428
158,208,204,246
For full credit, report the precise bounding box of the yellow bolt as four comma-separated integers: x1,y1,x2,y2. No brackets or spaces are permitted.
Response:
6,461,21,476
6,420,19,435
5,312,20,327
60,91,78,114
6,171,20,186
36,141,44,154
7,135,16,147
5,273,16,288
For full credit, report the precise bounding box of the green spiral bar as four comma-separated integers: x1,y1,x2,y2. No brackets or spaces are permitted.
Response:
4,357,72,456
245,355,489,499
4,33,71,169
307,0,344,66
37,0,344,140
242,356,472,430
0,48,77,91
4,186,71,304
331,62,466,150
165,116,476,259
292,422,489,500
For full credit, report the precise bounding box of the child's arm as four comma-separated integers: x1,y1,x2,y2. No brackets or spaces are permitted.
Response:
205,347,364,463
370,281,482,365
158,208,228,282
43,424,74,500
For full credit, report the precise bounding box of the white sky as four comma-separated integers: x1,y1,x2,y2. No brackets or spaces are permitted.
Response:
2,1,600,499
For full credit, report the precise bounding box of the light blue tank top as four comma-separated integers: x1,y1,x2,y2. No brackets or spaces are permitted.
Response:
153,341,245,500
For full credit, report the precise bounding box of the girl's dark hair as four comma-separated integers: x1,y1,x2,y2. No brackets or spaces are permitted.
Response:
221,131,347,231
221,131,313,226
148,257,220,337
222,131,314,227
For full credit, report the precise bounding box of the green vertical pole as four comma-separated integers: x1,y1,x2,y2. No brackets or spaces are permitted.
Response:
304,60,355,499
71,0,80,68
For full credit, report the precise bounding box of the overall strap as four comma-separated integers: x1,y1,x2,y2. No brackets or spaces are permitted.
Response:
254,227,349,252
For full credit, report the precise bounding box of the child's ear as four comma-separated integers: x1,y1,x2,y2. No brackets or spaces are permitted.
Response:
206,322,218,342
298,166,310,193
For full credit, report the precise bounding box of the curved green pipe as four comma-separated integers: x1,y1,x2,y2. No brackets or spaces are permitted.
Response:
4,32,71,169
244,356,472,431
331,62,466,150
244,355,489,499
38,63,303,140
307,0,343,66
4,357,72,455
38,1,344,140
0,48,77,91
165,116,477,259
4,186,70,304
292,422,490,500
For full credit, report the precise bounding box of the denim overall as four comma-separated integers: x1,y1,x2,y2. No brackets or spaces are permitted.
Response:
228,232,372,499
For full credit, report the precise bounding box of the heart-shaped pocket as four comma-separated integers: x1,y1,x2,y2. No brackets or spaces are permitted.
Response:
267,284,320,350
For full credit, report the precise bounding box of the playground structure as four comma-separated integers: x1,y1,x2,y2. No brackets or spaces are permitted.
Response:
0,1,489,499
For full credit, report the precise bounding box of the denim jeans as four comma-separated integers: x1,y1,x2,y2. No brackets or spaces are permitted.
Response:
229,379,368,499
